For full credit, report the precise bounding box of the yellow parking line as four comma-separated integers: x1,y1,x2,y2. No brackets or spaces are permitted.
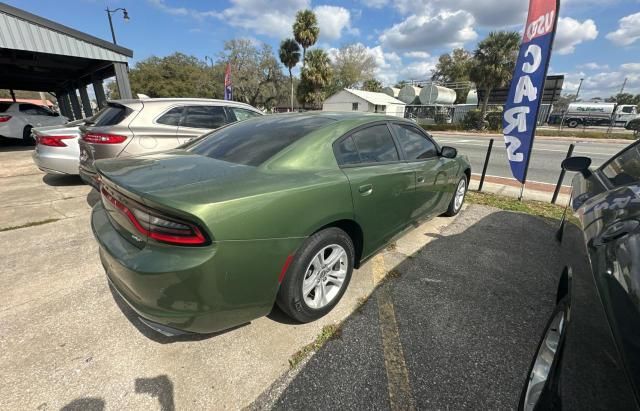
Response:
373,255,417,411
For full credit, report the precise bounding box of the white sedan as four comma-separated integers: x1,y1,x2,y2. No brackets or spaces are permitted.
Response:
0,102,68,144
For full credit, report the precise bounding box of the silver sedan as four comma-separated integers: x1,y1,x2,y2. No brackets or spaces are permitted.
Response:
32,119,86,175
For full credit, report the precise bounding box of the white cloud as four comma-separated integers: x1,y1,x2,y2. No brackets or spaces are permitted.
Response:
314,5,357,41
621,63,640,72
379,11,477,51
555,66,640,99
361,0,388,9
606,12,640,46
355,44,435,85
554,17,598,55
392,0,526,27
147,0,220,19
403,51,431,59
577,62,609,71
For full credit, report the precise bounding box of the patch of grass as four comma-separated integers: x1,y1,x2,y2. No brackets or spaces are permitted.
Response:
466,191,565,221
289,324,342,369
0,218,60,232
536,129,634,140
421,124,634,140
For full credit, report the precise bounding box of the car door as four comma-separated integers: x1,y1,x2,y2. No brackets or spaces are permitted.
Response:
177,105,231,144
335,122,416,256
19,104,49,127
390,123,450,219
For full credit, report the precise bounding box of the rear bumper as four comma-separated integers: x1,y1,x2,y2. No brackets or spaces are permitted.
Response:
32,149,79,175
91,201,301,335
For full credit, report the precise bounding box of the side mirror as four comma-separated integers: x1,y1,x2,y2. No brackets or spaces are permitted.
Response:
440,146,457,159
561,156,592,178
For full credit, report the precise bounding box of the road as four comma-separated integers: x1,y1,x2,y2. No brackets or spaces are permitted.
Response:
432,134,628,185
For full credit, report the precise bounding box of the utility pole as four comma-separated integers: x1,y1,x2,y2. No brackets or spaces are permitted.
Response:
560,78,583,130
619,77,628,95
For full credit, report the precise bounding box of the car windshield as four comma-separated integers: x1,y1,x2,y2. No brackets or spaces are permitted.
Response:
186,115,336,166
0,102,11,112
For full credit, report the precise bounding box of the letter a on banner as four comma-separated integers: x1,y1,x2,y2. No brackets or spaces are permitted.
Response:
502,0,560,184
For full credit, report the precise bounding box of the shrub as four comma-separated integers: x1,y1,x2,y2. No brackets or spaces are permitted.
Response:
485,111,503,131
462,109,486,130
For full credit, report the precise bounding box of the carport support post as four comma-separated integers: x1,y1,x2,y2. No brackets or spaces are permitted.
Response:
92,79,107,109
57,91,72,119
68,89,83,120
78,85,93,118
9,89,16,102
113,62,132,99
551,143,575,204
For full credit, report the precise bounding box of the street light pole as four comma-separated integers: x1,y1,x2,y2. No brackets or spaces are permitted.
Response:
105,7,130,45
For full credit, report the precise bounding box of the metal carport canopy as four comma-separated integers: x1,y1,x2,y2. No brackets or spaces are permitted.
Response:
0,2,133,117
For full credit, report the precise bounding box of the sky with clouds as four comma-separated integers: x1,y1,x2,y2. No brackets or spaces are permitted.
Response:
7,0,640,99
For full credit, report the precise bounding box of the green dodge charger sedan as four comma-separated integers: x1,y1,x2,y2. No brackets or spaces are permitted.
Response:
91,112,471,336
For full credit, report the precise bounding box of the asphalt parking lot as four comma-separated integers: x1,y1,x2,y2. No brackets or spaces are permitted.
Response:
1,142,560,409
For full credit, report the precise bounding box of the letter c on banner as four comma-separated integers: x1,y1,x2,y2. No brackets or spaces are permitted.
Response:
522,44,541,74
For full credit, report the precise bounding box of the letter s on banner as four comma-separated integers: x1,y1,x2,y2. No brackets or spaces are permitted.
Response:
501,0,560,184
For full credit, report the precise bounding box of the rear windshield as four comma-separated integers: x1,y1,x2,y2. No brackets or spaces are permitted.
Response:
91,104,132,127
0,102,11,112
600,142,640,187
187,115,335,166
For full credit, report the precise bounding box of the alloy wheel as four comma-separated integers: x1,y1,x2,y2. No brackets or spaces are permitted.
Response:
454,178,466,211
302,244,348,309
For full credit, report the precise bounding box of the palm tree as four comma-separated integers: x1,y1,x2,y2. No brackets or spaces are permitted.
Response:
469,31,521,122
293,9,319,69
298,48,332,108
279,39,301,111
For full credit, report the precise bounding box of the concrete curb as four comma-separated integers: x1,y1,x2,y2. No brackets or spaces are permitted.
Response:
430,130,633,144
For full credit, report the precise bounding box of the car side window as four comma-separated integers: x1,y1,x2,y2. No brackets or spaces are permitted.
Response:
181,106,227,129
601,144,640,187
19,104,42,115
334,136,360,165
157,106,184,126
230,107,261,121
350,124,399,164
392,123,437,160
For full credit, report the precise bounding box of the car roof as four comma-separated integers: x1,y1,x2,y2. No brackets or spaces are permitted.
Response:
110,98,261,111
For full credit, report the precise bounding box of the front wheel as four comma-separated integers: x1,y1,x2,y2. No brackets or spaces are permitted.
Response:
276,227,354,323
444,175,467,216
566,119,579,128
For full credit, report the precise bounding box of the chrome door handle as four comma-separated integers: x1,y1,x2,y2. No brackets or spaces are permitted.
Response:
417,176,425,183
358,184,373,196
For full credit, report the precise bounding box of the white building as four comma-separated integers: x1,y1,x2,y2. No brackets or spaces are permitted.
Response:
322,88,406,118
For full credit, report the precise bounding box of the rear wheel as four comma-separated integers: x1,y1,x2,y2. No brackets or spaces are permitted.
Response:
444,175,467,216
566,119,579,128
22,126,35,145
276,227,354,323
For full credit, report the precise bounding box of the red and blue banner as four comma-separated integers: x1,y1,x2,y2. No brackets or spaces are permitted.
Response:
224,62,233,101
502,0,560,183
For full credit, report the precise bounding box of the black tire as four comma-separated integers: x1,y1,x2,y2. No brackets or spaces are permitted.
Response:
567,119,579,128
22,126,35,145
443,175,467,217
276,227,354,323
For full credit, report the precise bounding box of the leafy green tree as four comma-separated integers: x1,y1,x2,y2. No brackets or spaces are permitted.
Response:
332,43,377,89
606,93,640,106
298,49,333,108
362,79,383,92
393,80,408,89
431,48,473,104
125,53,220,98
469,31,520,120
219,39,286,109
293,9,319,69
279,38,301,111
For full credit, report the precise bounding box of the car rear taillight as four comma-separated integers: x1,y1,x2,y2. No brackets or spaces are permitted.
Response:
100,186,207,246
0,115,11,122
37,135,74,147
83,132,127,144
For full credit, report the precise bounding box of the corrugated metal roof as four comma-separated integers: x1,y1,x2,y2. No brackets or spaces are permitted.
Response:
343,88,406,106
0,2,132,62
